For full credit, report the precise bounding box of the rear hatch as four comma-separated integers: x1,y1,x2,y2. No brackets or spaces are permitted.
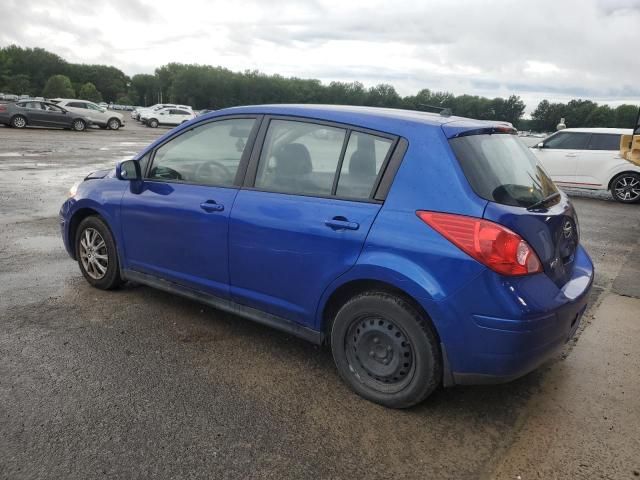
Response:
447,126,579,287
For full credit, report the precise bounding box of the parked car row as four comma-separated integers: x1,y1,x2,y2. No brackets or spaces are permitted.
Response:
131,103,196,128
0,100,93,131
0,97,127,132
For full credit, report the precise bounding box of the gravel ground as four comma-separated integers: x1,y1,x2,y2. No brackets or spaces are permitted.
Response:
1,120,639,479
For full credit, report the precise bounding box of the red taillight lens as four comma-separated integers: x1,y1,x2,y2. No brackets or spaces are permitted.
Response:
0,105,6,112
416,211,542,276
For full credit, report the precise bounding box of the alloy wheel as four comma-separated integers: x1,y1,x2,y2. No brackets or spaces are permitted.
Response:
79,228,108,280
614,175,640,202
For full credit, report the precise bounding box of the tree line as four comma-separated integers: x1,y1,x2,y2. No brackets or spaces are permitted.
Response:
1,45,637,130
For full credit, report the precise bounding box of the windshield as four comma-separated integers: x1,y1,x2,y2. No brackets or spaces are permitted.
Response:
450,133,558,208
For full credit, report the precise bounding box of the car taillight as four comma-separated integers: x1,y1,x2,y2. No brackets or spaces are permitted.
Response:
416,211,542,276
0,105,6,112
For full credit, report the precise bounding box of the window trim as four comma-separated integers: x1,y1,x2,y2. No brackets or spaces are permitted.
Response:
143,114,263,189
242,114,400,203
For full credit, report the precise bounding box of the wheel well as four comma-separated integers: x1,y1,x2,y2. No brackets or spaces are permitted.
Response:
11,114,27,123
108,117,120,124
68,208,101,258
608,171,640,190
321,279,440,344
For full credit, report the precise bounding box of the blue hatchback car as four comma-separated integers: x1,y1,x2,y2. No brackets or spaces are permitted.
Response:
60,105,594,408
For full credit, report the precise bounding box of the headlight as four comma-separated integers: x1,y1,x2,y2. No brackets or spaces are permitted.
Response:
68,181,81,198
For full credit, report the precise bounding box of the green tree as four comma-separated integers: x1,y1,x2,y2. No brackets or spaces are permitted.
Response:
78,82,102,102
614,105,639,128
42,74,75,98
5,74,31,95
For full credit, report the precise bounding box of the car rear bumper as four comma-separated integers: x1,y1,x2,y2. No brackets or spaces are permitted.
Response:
436,245,594,385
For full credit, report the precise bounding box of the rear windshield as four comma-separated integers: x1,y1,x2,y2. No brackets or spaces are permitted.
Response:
450,133,558,208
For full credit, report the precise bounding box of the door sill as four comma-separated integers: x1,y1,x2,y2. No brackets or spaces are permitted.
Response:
122,269,324,344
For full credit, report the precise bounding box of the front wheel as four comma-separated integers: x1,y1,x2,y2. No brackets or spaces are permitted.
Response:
75,216,122,290
331,292,442,408
107,118,121,130
148,119,159,128
610,173,640,203
72,119,86,131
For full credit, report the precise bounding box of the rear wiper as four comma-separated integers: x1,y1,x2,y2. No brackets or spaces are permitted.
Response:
527,192,561,211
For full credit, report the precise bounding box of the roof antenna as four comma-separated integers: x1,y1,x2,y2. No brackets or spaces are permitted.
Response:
417,104,453,117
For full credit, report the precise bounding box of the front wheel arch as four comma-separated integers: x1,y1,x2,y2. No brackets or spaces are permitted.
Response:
607,170,640,190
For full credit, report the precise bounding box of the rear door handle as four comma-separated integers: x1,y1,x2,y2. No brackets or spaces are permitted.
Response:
200,200,224,212
325,217,359,231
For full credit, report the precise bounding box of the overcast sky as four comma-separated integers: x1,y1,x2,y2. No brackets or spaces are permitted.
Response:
2,0,640,113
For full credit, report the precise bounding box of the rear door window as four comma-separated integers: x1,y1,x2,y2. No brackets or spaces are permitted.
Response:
543,132,590,150
254,120,347,196
450,133,558,208
336,131,393,199
587,133,621,150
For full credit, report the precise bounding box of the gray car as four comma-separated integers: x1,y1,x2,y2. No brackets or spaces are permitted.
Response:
0,100,92,131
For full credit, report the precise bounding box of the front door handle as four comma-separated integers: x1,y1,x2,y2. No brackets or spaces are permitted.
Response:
200,200,224,212
565,153,577,157
325,217,359,231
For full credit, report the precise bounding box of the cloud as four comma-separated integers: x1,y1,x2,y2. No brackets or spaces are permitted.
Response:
1,0,639,112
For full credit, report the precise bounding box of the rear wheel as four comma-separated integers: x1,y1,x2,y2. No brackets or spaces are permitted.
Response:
72,119,86,131
331,291,441,408
107,118,121,130
148,119,159,128
611,173,640,203
11,115,27,128
75,216,122,290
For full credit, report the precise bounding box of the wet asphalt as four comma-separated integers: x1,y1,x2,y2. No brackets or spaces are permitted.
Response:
1,120,639,479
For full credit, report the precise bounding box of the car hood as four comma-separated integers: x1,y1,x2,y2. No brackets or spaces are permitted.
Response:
84,168,112,180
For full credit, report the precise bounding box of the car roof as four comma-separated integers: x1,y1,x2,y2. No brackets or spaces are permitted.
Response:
559,127,633,134
209,104,505,137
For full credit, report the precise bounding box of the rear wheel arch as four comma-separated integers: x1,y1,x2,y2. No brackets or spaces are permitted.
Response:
321,279,441,346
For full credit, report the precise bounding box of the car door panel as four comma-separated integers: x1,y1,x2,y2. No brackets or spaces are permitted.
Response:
120,182,238,297
228,118,395,328
119,116,259,298
228,190,381,325
533,132,591,186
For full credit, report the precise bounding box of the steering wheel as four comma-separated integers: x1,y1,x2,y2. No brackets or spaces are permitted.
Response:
194,160,232,184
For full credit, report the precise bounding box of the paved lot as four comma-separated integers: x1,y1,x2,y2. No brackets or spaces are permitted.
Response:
1,120,639,479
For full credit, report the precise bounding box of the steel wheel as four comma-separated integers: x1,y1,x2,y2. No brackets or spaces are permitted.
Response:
78,227,108,280
345,315,415,393
11,115,26,128
73,119,86,131
612,174,640,203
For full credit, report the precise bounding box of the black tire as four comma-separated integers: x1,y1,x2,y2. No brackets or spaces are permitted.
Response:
11,115,27,128
75,216,122,290
148,118,159,128
107,118,120,130
610,172,640,204
331,291,441,408
72,119,86,132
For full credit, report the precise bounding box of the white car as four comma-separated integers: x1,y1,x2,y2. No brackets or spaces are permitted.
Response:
50,99,125,130
134,103,192,121
531,127,640,203
143,107,196,128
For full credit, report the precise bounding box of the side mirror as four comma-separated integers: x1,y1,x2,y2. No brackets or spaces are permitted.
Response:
536,142,544,148
116,159,141,181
